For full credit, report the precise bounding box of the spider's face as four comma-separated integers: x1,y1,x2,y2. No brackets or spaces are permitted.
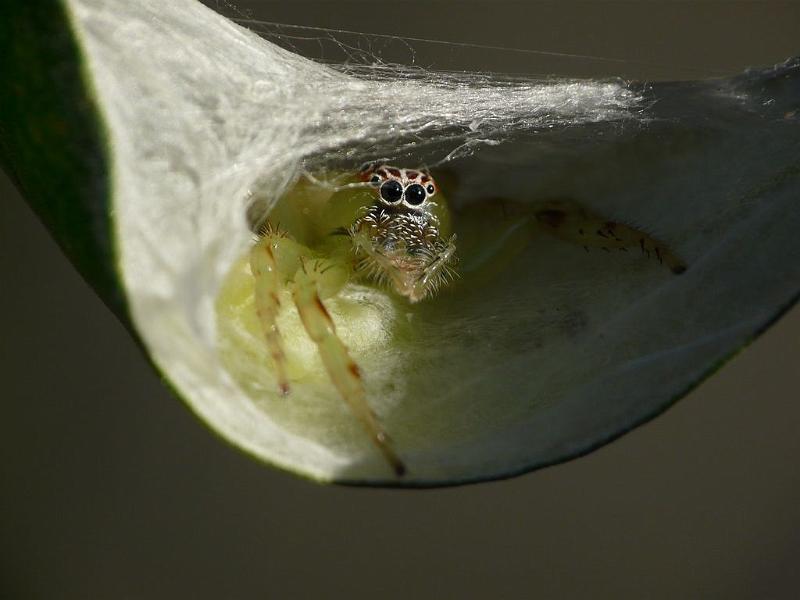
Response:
358,162,438,208
350,163,456,302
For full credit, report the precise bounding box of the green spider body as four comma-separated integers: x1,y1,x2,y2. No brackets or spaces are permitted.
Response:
247,164,458,475
263,163,457,302
235,163,686,477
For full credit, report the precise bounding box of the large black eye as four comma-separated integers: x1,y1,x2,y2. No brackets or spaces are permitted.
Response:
380,180,403,203
405,183,427,206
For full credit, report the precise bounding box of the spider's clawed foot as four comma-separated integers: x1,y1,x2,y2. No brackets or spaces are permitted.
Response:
381,443,407,477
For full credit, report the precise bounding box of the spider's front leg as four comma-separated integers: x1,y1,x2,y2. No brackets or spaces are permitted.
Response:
292,257,406,477
418,235,458,298
250,228,304,396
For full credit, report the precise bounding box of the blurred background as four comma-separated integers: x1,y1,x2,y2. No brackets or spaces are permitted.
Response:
2,1,799,598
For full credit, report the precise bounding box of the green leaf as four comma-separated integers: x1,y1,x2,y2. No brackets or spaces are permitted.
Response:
0,0,123,314
1,0,798,486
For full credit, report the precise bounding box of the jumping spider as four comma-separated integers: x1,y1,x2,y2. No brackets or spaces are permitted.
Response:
248,162,686,476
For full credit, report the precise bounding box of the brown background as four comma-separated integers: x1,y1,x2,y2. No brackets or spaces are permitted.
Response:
2,2,799,598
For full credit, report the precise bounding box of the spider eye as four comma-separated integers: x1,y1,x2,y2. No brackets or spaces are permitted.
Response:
426,184,435,195
380,180,403,203
405,183,426,206
369,174,381,186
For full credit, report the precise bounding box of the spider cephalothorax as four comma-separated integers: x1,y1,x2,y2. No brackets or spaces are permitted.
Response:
349,163,457,302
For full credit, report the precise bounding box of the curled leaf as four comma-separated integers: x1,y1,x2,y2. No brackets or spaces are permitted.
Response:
1,0,798,486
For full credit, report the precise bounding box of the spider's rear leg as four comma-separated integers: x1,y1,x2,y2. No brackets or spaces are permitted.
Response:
292,258,406,477
534,200,687,274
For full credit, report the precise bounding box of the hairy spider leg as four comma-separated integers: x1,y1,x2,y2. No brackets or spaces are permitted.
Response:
250,230,405,476
455,198,686,285
250,230,301,396
292,258,406,476
533,200,687,274
418,236,458,294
